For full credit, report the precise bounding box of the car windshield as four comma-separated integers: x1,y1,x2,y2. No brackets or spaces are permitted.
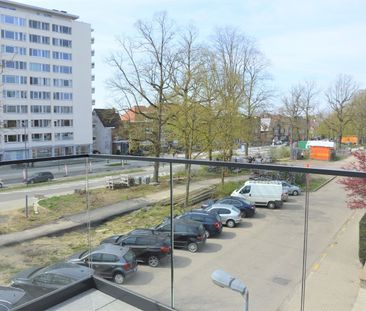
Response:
232,206,241,213
124,250,135,263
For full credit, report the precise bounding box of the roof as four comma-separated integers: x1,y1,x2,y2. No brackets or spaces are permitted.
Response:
0,0,79,19
121,106,149,122
93,109,121,128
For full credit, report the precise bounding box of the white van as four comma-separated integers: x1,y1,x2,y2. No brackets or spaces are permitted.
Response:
231,181,283,209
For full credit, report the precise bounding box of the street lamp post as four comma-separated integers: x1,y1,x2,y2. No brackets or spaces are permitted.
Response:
211,269,249,311
22,120,28,182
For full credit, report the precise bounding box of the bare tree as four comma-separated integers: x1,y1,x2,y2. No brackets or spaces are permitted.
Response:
281,84,304,142
301,81,318,140
166,26,204,207
108,12,176,182
325,74,358,146
240,42,271,155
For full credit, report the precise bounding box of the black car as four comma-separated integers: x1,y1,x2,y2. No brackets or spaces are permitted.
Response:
100,232,171,267
202,196,256,218
10,263,93,300
67,244,137,284
154,219,206,253
177,211,222,238
26,171,54,184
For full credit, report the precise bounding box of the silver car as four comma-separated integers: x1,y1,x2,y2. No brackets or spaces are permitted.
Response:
281,181,301,196
204,204,242,228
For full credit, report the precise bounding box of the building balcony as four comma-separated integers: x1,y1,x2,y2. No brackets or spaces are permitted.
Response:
0,153,365,310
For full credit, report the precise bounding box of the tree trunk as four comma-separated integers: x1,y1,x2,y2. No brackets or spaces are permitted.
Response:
184,163,191,208
245,143,249,156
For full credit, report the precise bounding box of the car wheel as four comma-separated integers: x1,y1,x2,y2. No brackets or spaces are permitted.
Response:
267,201,276,209
148,255,160,267
113,272,125,284
47,178,52,182
204,230,210,238
187,242,198,253
226,219,235,228
30,180,34,184
293,190,299,196
241,210,247,218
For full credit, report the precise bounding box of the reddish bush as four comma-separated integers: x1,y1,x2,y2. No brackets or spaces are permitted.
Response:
338,151,366,209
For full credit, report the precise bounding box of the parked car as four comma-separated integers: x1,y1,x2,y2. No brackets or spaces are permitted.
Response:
26,171,54,184
10,263,93,300
202,196,256,218
177,211,222,238
0,286,28,311
204,204,242,228
154,219,206,253
100,231,171,267
67,244,137,284
281,181,301,196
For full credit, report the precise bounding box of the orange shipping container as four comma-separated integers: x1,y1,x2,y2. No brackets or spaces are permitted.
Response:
341,135,358,144
310,146,333,161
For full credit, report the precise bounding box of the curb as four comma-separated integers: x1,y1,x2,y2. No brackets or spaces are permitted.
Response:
312,176,337,192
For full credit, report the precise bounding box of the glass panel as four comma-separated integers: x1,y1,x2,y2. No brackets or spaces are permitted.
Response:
0,158,93,308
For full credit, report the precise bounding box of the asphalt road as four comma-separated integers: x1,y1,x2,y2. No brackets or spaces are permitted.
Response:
119,178,355,311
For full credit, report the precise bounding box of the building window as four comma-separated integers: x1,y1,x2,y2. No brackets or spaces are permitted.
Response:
53,106,73,114
2,90,27,99
29,48,50,58
3,105,28,113
29,20,49,30
52,51,72,60
2,75,27,84
53,78,72,87
30,77,51,86
52,65,72,74
0,14,26,26
2,60,27,70
52,38,72,48
29,34,50,44
53,92,73,101
52,24,71,34
30,62,50,72
1,30,26,41
1,44,26,55
30,91,51,100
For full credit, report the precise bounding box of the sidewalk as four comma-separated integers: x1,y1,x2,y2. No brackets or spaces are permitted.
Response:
279,209,365,311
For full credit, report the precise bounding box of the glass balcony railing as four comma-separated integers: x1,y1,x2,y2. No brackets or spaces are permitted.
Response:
0,153,365,310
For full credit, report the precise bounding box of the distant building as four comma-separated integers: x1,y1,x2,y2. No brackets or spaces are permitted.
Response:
92,109,121,154
0,0,94,160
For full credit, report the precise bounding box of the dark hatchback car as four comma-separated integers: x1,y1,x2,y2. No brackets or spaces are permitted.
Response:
100,232,171,267
67,244,137,284
10,263,93,300
154,219,206,253
177,211,222,238
202,196,256,218
26,171,54,184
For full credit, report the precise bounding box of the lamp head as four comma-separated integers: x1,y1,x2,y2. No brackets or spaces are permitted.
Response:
211,269,246,295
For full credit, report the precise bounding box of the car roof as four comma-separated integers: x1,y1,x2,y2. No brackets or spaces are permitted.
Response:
91,244,130,256
209,203,237,209
41,263,92,279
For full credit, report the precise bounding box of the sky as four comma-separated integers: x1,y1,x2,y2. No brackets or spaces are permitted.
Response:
18,0,366,109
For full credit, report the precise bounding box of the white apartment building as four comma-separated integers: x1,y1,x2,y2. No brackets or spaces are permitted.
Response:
0,0,93,160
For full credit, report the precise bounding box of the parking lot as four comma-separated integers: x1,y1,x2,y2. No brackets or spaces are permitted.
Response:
119,178,359,311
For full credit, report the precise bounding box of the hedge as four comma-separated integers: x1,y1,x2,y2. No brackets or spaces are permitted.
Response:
359,212,366,266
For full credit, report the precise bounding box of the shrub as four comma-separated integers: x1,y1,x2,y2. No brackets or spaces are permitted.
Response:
270,146,290,161
360,212,366,266
214,181,243,197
